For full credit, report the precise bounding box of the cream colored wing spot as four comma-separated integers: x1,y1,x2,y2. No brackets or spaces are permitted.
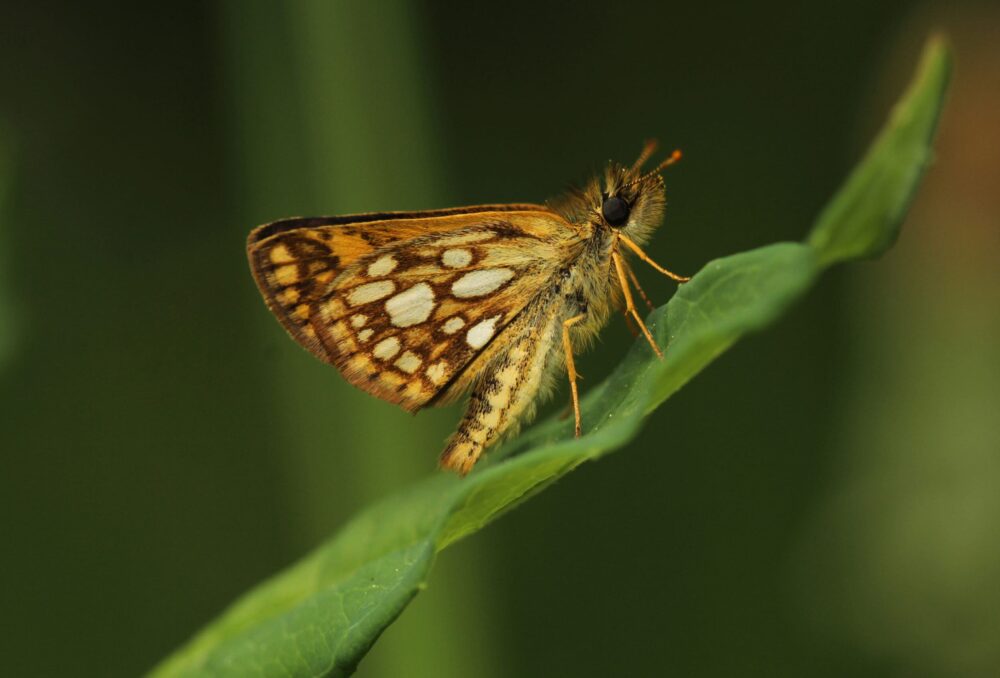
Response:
466,314,501,349
426,360,448,385
373,336,400,360
441,316,465,334
385,282,435,327
451,268,515,298
358,328,374,342
348,280,395,306
269,244,294,264
350,314,368,328
367,254,398,277
441,248,472,269
394,350,422,374
323,298,347,321
273,264,298,285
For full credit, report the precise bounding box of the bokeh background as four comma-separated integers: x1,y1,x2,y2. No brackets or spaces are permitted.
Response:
2,2,998,676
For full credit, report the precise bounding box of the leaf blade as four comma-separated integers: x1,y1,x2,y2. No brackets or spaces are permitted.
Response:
807,36,952,266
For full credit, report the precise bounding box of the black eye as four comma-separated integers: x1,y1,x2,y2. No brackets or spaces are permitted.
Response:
601,196,630,226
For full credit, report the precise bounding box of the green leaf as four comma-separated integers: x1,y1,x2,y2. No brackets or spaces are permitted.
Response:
150,36,951,678
807,35,952,266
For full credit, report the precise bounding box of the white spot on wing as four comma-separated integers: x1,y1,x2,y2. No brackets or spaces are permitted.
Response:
466,315,501,349
348,280,395,306
367,255,397,277
394,350,422,374
426,361,448,385
358,328,374,342
373,336,400,360
442,316,465,334
451,268,515,298
351,314,367,328
441,248,472,269
385,282,435,327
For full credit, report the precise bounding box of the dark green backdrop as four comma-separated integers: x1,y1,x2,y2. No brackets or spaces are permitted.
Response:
2,2,997,677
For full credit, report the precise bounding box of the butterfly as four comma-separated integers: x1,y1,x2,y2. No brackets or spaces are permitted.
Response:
247,140,690,475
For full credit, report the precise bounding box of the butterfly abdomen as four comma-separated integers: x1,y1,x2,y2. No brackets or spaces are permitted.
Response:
439,300,563,474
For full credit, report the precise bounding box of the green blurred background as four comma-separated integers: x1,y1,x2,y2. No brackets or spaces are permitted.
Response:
2,2,998,676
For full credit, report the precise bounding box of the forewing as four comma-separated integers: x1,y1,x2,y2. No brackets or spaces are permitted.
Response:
248,208,578,412
246,205,545,366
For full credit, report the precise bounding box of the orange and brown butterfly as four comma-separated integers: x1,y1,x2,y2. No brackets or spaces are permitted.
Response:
247,140,690,475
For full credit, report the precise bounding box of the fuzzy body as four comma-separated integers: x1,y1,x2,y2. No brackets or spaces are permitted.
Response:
439,162,668,473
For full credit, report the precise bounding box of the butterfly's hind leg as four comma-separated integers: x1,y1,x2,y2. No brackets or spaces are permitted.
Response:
562,314,586,438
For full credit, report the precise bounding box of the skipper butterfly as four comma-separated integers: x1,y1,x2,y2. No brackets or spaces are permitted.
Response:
247,141,689,475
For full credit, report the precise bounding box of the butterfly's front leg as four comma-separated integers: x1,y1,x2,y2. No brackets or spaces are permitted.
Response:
439,305,563,476
611,250,663,359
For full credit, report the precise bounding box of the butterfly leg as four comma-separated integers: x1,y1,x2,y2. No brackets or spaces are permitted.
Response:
621,261,652,336
617,233,691,283
612,250,663,359
562,313,586,437
627,267,655,311
623,258,655,311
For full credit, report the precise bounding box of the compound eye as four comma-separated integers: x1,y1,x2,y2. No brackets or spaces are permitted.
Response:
601,196,630,226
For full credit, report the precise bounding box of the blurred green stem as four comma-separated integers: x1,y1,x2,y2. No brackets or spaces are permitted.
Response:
0,126,18,369
221,2,499,676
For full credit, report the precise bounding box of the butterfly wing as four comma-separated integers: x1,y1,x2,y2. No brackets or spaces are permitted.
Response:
247,207,581,412
246,204,545,368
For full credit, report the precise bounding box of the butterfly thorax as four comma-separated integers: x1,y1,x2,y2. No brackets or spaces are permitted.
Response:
546,161,669,340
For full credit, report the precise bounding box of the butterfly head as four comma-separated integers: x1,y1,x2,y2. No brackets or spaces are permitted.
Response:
592,141,678,245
